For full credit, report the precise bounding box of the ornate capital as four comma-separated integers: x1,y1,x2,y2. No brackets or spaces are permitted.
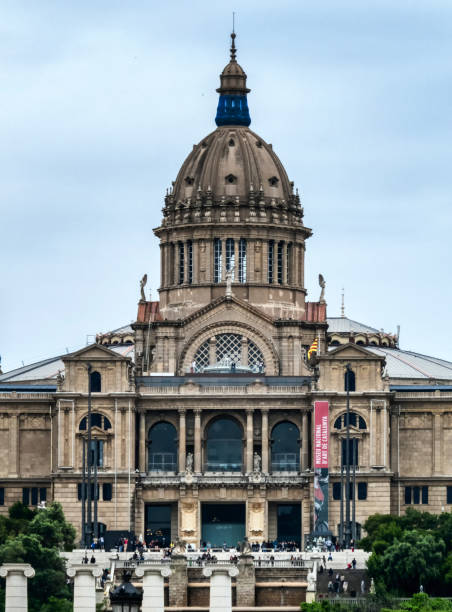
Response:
0,563,35,579
135,566,172,578
67,564,102,578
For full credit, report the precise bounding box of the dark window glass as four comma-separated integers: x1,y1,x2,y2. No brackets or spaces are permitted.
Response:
206,417,243,472
39,488,47,502
78,483,83,501
358,482,367,500
344,413,357,427
148,422,178,472
238,239,247,283
345,370,356,392
271,421,300,472
31,488,38,506
335,413,366,431
422,486,428,505
413,486,420,504
341,439,358,466
333,482,341,500
90,371,101,392
359,416,366,429
277,241,283,284
103,483,112,501
268,240,274,283
447,486,452,504
91,413,102,428
23,488,30,505
0,488,4,505
187,240,193,284
405,486,412,504
334,416,342,429
79,418,87,430
104,417,112,430
286,243,292,284
178,242,184,284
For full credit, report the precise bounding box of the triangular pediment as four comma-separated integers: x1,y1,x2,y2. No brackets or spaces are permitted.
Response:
325,343,384,360
183,295,274,327
63,343,130,362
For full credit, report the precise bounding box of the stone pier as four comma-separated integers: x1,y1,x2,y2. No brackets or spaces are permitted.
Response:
66,564,102,612
135,565,171,612
203,565,239,612
0,564,35,612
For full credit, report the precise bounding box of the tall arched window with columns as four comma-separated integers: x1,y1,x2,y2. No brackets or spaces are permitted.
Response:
205,417,243,472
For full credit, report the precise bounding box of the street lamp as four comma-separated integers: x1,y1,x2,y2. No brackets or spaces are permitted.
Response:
109,571,142,612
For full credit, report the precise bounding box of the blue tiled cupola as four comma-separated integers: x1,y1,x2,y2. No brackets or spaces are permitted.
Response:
215,33,251,127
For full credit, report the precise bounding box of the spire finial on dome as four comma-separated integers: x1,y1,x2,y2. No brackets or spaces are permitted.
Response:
215,29,251,127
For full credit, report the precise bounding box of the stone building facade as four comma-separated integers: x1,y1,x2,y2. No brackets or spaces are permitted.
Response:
1,34,452,548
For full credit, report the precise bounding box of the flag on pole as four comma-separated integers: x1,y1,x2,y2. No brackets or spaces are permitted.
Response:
308,338,318,360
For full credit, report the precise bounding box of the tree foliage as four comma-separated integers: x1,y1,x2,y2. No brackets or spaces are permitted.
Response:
0,502,76,612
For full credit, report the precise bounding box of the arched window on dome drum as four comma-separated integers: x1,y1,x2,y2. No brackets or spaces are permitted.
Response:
271,421,300,472
277,241,284,285
193,333,265,373
89,371,101,392
239,238,247,283
268,240,274,283
187,240,193,284
148,422,178,472
178,242,184,285
214,238,222,282
226,238,235,280
205,417,243,472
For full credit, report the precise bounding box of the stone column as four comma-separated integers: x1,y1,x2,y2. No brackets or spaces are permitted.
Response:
203,566,239,612
246,409,254,474
302,411,309,471
8,413,19,477
194,409,202,474
66,564,102,612
0,564,35,612
282,242,287,284
261,409,269,474
178,408,186,474
139,411,146,472
135,566,171,612
236,554,255,607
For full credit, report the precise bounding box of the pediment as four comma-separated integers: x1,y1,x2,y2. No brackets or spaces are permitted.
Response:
326,343,383,360
183,296,274,331
64,343,130,362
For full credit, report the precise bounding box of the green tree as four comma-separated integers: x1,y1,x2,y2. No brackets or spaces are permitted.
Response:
367,530,445,595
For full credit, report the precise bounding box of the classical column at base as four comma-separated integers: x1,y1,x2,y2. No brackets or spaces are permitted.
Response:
203,566,239,612
0,564,35,612
66,564,102,612
135,566,172,612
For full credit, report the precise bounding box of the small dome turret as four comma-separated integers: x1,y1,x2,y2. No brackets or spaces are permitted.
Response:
215,33,251,127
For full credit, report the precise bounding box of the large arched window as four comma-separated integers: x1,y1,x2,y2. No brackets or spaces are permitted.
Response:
79,413,111,430
334,413,366,430
205,417,243,472
90,371,101,392
148,422,178,472
271,421,300,472
193,333,265,373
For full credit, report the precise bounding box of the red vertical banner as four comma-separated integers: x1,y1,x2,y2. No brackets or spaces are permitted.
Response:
314,401,329,468
313,401,330,536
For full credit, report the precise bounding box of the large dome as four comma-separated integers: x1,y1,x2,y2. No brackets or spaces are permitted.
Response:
172,125,294,204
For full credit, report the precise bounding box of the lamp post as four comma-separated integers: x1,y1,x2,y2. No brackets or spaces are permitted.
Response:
344,363,352,549
110,571,142,612
86,363,93,548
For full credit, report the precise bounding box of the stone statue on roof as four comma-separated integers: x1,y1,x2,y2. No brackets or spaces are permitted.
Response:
318,274,326,303
140,274,147,302
225,267,234,297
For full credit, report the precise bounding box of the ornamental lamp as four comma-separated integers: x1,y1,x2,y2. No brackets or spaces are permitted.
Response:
109,571,142,612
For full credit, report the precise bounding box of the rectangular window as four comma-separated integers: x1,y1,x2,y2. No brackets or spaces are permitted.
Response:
89,440,104,467
226,238,235,279
187,240,193,284
422,486,428,505
333,482,341,500
341,439,358,467
239,238,247,283
31,488,38,506
405,486,412,505
268,240,274,283
178,242,184,285
358,482,367,500
39,488,47,502
0,487,4,506
77,483,99,501
23,488,30,505
413,486,420,505
277,241,283,284
78,483,83,501
447,486,452,504
214,238,222,282
103,483,113,501
286,243,292,284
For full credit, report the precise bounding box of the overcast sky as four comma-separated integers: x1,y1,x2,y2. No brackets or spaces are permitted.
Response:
1,0,451,372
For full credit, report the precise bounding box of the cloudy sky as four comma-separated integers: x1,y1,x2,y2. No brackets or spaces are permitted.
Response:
1,0,451,372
